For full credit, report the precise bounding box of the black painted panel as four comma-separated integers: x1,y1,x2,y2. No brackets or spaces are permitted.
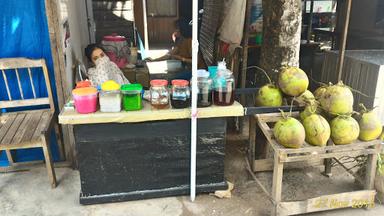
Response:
74,118,227,202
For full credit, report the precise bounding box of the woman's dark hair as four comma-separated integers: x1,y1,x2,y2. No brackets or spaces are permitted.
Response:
176,17,192,38
85,43,103,62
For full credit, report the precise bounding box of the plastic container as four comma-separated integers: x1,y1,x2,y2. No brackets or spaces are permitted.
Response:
99,90,121,112
72,87,98,114
213,61,235,106
99,81,121,112
150,79,169,109
101,34,129,68
171,80,190,109
121,84,143,111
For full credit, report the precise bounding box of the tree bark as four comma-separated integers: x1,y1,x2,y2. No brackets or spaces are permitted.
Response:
260,0,302,76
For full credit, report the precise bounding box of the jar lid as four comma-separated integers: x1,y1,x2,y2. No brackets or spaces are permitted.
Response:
76,80,92,88
150,79,168,86
101,80,121,91
121,83,143,91
197,70,210,78
103,34,126,42
72,87,98,96
172,79,189,86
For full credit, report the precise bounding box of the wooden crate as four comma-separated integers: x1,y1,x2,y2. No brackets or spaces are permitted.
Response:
248,112,382,216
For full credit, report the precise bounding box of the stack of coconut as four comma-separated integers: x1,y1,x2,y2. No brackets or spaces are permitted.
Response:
256,66,383,148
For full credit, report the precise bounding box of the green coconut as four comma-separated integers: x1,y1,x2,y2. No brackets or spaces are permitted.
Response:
330,115,360,145
300,102,319,121
358,105,383,141
319,81,354,116
295,90,315,106
274,114,305,148
278,66,309,97
314,86,328,100
303,114,331,146
256,84,283,107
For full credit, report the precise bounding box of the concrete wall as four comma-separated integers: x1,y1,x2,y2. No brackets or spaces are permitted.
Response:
67,0,91,66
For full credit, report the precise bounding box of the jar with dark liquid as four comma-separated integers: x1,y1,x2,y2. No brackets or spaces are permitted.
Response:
194,70,213,107
171,80,190,109
150,79,169,109
213,61,235,106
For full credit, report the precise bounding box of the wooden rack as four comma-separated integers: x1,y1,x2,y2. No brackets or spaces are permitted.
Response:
249,112,381,215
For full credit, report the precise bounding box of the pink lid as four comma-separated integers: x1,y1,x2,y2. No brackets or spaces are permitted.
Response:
103,34,127,42
150,79,168,87
172,79,189,86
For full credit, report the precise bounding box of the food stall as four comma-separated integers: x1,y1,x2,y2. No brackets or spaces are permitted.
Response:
59,101,243,205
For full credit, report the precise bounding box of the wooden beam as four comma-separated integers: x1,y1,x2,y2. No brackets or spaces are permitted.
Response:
254,158,323,172
44,0,74,166
336,0,352,81
277,190,376,215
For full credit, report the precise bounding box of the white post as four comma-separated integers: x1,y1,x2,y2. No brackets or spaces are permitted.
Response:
142,0,149,50
190,0,199,202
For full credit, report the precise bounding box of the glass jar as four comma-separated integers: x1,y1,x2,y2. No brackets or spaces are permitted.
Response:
99,90,121,112
213,61,235,106
150,79,169,109
121,84,143,111
194,70,213,107
171,80,190,109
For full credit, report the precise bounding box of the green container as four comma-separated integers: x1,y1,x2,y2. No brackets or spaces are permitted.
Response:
121,84,143,111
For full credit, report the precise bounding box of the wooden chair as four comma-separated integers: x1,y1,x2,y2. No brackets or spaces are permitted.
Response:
0,58,64,188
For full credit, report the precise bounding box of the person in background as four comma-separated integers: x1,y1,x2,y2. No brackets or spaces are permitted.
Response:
84,44,130,87
146,18,206,80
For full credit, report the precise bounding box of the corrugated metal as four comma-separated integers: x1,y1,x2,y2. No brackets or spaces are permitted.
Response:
320,50,384,124
200,0,223,66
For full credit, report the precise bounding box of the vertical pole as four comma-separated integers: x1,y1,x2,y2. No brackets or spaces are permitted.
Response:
190,0,199,202
336,0,352,82
142,0,149,50
307,0,314,43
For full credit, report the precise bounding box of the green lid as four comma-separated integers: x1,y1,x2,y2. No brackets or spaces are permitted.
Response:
121,83,143,91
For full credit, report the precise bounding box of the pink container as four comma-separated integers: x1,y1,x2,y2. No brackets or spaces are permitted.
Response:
72,87,98,114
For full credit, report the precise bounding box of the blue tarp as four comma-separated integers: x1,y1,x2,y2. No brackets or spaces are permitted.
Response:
0,0,61,166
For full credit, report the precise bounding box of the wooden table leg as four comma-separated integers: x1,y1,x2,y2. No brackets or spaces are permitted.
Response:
248,115,256,171
272,151,284,216
323,140,333,177
365,144,380,190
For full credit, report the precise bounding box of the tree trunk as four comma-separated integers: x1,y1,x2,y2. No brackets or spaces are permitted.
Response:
260,0,302,76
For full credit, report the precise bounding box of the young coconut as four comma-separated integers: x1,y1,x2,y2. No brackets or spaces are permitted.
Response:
295,90,315,106
303,114,331,146
254,66,283,107
330,115,360,145
278,66,309,97
319,81,354,116
273,110,305,148
314,84,329,100
300,101,319,121
358,104,383,141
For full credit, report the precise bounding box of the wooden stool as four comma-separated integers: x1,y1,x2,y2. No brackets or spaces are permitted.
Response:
249,112,381,215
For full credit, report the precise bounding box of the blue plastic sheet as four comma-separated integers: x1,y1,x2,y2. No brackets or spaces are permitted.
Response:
0,0,60,166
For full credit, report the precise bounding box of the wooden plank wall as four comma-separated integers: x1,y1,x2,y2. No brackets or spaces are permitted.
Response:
320,51,383,123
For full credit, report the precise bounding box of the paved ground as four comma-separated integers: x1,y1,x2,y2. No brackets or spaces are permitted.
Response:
1,135,384,215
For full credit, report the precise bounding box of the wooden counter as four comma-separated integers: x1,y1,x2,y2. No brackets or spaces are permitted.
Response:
59,101,244,125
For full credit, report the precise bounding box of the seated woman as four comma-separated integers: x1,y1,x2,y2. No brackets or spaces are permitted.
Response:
147,18,206,80
84,44,130,87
